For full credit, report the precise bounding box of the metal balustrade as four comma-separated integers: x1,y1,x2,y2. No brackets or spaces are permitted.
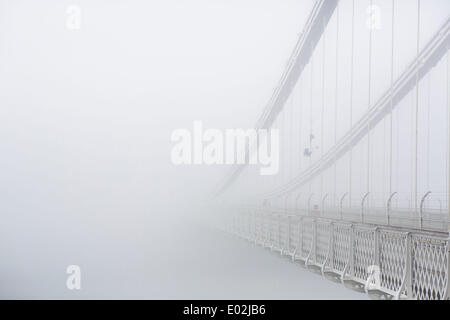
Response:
217,0,450,301
230,209,450,300
323,222,352,283
411,234,449,300
378,230,408,298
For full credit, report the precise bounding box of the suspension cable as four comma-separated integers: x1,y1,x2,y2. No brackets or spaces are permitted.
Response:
349,0,355,208
309,43,314,198
334,5,339,208
389,0,395,202
283,94,286,186
289,86,294,193
414,0,421,218
446,46,449,221
299,75,303,176
367,0,373,205
321,17,326,209
427,69,431,192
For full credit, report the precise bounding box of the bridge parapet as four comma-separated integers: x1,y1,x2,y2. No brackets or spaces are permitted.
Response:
230,207,449,300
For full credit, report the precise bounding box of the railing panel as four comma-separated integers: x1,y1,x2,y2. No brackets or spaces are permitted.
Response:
353,226,377,282
330,223,352,274
301,217,314,259
267,215,276,246
279,215,289,252
261,215,268,243
411,234,449,300
255,214,263,242
379,230,408,295
315,220,331,266
227,208,449,300
289,216,301,253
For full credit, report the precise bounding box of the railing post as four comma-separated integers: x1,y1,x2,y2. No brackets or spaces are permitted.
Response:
313,218,317,263
284,194,291,253
278,213,281,250
350,224,355,278
284,194,291,215
446,237,450,300
295,193,302,215
361,192,370,223
308,193,315,217
293,216,302,260
386,192,397,226
287,215,291,253
405,233,413,299
330,221,335,267
419,191,432,230
324,221,334,274
340,192,348,221
306,217,315,267
300,217,304,259
374,227,380,267
321,193,329,217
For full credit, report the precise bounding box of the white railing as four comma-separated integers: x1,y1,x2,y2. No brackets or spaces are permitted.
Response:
229,208,449,300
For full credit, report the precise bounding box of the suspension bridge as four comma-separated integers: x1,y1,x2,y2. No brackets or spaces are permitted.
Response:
214,0,450,300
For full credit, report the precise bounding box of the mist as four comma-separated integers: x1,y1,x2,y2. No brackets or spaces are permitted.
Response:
1,0,448,300
0,0,328,299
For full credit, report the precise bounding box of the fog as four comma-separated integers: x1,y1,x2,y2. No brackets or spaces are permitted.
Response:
220,0,450,213
0,0,448,299
0,0,333,299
